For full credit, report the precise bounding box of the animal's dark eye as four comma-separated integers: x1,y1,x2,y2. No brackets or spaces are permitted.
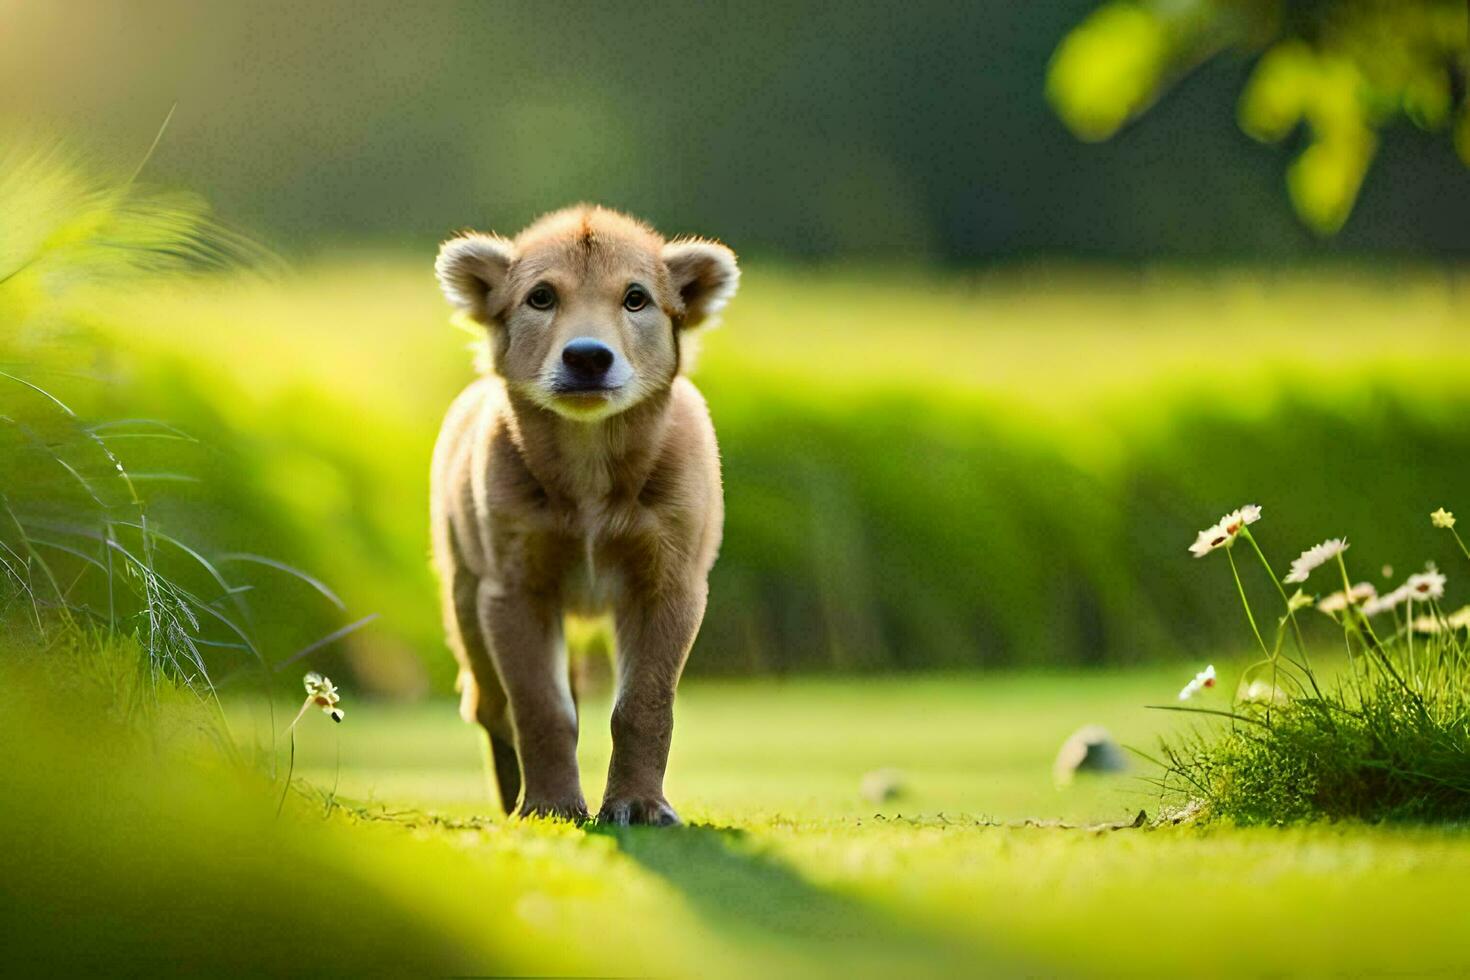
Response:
526,285,556,310
623,286,650,312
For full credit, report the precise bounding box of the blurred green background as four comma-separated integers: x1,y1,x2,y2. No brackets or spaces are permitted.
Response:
5,0,1468,259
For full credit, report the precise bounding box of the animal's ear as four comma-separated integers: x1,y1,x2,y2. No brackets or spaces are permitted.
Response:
662,238,739,329
435,233,515,323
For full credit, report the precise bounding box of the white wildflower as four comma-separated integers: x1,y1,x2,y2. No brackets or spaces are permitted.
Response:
1363,585,1410,617
1363,568,1448,616
1431,508,1455,530
1229,505,1263,531
1411,615,1443,634
304,672,345,720
1178,664,1217,701
288,672,345,732
1189,505,1261,557
1284,538,1348,584
1315,582,1375,614
1447,606,1470,631
1406,569,1446,602
1189,523,1227,558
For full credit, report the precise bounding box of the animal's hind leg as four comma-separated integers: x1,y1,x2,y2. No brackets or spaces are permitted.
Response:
448,569,521,814
461,671,520,814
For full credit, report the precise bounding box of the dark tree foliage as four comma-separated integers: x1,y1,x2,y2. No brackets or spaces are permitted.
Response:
1051,0,1470,232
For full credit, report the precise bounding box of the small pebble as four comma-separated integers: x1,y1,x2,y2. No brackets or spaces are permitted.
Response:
1053,724,1128,786
860,767,905,804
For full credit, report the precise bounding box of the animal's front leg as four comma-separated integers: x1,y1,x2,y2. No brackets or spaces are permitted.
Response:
480,584,588,821
599,583,707,826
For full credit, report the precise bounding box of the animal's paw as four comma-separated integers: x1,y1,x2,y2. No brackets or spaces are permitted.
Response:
517,797,590,823
597,795,681,827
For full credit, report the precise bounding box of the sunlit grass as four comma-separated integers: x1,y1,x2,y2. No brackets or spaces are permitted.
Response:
83,258,1470,421
0,140,266,325
6,638,1417,976
762,815,1470,976
11,642,1470,977
60,257,1470,681
0,144,332,706
235,669,1189,823
220,668,1470,977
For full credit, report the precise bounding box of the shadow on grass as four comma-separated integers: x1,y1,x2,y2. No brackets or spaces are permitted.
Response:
590,822,1013,975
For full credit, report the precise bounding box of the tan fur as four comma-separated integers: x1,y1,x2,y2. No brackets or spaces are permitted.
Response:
430,205,737,825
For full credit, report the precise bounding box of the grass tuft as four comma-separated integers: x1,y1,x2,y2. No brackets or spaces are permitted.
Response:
0,136,346,709
0,139,271,313
1161,512,1470,823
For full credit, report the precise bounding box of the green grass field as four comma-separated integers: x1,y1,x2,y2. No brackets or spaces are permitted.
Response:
9,653,1470,976
50,258,1470,688
243,669,1181,823
214,669,1470,978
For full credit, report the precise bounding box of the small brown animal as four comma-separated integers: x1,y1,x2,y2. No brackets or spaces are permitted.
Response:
430,205,738,825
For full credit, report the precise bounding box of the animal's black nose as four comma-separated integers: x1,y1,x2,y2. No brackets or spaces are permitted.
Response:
561,338,615,378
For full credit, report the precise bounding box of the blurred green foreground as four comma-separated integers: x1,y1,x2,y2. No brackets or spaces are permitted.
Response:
5,653,1469,978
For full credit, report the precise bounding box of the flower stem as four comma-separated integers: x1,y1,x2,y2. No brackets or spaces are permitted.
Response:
1337,552,1384,651
1336,553,1418,704
325,731,341,816
283,695,312,737
1227,546,1271,661
276,727,295,819
1241,527,1321,697
1449,527,1470,565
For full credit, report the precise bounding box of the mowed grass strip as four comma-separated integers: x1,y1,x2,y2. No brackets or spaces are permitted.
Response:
86,260,1470,414
238,670,1470,977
